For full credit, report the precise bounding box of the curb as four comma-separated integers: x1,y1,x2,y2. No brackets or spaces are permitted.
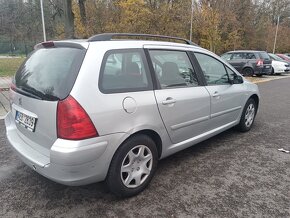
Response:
248,75,290,84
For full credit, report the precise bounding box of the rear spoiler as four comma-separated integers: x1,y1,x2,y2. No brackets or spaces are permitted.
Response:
34,41,88,50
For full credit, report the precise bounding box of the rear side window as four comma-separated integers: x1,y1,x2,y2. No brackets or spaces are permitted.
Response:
14,47,86,100
231,53,244,60
245,53,256,59
99,49,152,93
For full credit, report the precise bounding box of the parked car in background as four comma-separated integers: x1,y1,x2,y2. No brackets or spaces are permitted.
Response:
268,53,290,74
5,33,260,197
284,53,290,58
221,50,272,76
276,54,290,63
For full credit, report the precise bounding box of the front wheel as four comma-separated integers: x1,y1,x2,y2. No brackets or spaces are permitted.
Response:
106,135,158,197
237,98,257,132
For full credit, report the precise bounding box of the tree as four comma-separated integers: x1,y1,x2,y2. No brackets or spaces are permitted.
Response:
63,0,74,38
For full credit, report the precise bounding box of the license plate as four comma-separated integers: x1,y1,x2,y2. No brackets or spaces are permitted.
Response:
265,66,270,68
15,111,37,132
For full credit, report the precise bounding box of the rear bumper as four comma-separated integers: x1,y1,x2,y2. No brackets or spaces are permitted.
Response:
255,66,272,75
5,112,128,186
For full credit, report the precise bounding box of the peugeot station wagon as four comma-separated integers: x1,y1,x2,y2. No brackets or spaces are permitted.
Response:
5,33,260,197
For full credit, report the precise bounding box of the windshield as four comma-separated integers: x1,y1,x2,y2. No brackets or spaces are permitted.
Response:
269,53,284,61
14,47,86,101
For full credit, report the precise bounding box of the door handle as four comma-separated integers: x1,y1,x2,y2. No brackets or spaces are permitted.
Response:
212,91,220,98
162,97,176,105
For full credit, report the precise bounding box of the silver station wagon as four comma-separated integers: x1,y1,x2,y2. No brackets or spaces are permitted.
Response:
5,33,260,197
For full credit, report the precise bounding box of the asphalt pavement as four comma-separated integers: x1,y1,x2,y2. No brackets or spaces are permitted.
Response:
0,78,290,217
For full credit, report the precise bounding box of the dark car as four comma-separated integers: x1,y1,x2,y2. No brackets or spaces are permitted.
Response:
221,50,272,76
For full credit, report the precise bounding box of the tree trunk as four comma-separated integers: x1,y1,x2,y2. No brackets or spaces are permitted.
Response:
78,0,86,26
63,0,74,38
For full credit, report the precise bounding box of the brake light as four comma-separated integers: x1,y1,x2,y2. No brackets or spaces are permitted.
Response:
256,59,264,67
57,95,98,140
41,41,54,48
10,83,16,91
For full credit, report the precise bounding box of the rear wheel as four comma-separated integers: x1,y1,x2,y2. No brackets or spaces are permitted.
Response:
242,68,254,77
237,98,257,132
106,134,158,197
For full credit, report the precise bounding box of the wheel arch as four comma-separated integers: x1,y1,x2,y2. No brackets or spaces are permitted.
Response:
127,129,163,159
242,66,254,72
249,94,259,111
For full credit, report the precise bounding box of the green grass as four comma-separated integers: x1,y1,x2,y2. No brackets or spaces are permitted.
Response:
0,57,25,77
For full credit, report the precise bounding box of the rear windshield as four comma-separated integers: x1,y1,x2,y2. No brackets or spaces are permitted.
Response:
14,47,86,101
259,52,270,60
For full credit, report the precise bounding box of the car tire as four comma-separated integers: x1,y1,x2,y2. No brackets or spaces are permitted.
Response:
242,68,254,77
271,68,275,75
237,98,257,132
106,134,158,197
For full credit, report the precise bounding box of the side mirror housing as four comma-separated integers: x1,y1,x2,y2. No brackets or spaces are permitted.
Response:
230,75,243,84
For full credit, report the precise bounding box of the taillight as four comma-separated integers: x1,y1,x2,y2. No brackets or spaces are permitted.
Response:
10,83,16,91
256,59,264,67
57,95,98,140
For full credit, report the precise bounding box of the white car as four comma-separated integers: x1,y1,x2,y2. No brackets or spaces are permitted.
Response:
268,53,290,74
271,60,290,74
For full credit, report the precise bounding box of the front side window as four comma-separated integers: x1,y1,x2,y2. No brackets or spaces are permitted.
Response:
148,50,198,88
100,50,151,93
195,53,230,85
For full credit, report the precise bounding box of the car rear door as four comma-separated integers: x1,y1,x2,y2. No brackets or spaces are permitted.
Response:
193,52,247,130
228,52,245,73
144,45,211,144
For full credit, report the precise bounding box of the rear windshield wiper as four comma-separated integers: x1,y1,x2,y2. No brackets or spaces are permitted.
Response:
13,86,42,100
16,85,60,101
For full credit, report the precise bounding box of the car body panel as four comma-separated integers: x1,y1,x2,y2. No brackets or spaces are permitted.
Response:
271,60,290,74
9,90,58,157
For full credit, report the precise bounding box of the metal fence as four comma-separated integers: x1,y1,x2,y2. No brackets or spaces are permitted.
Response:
0,42,34,56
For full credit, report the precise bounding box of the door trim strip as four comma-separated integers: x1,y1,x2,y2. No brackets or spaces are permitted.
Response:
171,115,210,131
211,106,242,118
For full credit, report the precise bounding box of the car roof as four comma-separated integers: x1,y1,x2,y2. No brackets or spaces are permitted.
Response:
51,39,205,53
50,33,202,51
226,50,266,53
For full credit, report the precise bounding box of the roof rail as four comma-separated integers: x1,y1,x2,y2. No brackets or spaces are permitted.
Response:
87,33,197,46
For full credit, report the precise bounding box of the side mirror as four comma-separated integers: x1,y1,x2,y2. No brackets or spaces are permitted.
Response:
230,75,243,84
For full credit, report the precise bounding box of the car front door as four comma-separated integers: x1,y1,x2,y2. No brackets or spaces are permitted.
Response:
145,47,211,144
194,52,247,130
